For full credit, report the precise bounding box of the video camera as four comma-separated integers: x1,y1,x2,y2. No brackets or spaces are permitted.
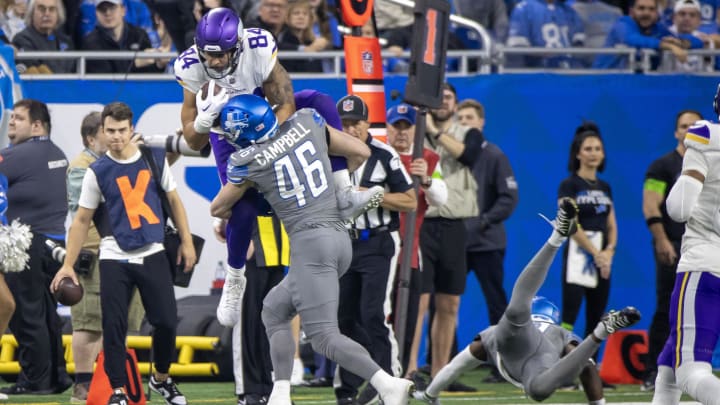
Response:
45,239,96,276
141,134,212,158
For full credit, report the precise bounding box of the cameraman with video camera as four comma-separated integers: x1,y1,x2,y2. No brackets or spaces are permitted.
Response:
64,111,147,403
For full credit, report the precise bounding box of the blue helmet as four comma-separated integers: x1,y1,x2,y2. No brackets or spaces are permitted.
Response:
194,8,243,79
531,296,560,325
221,94,279,149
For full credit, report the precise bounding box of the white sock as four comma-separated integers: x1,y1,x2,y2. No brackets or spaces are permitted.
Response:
547,230,566,247
270,380,291,400
426,347,482,398
333,169,352,190
369,369,396,395
593,321,609,341
651,365,682,405
227,265,245,278
589,399,606,405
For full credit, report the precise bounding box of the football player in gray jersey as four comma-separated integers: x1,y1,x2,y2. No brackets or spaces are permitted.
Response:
414,198,641,405
210,94,414,405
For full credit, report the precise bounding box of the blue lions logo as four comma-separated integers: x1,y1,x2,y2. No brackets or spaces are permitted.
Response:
223,110,250,142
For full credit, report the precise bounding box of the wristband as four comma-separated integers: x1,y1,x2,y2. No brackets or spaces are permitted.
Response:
646,216,662,227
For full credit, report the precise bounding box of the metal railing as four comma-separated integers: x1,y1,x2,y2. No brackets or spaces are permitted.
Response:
13,47,720,80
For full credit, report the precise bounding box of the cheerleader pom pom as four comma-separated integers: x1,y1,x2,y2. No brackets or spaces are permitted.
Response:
0,220,32,273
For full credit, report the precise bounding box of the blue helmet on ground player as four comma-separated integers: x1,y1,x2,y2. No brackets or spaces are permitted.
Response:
221,94,279,148
531,296,561,325
195,7,243,79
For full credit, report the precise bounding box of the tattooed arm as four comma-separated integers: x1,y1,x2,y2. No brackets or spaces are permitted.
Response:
263,62,296,124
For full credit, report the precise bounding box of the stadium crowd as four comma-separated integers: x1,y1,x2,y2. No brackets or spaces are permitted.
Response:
0,2,719,405
0,0,716,73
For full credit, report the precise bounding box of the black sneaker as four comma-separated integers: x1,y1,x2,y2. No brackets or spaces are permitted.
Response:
408,371,428,391
107,390,129,405
356,384,378,405
149,376,187,405
641,370,657,392
0,384,54,395
555,198,578,237
601,307,641,334
238,394,268,405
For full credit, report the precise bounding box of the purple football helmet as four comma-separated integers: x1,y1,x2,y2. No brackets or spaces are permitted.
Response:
195,7,243,79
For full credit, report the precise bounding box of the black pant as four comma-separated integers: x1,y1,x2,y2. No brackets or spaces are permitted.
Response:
5,233,70,391
562,266,611,355
236,258,285,397
467,249,509,325
336,231,397,399
645,239,682,376
99,252,177,389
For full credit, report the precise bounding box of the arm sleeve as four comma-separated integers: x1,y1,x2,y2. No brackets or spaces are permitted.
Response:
160,158,177,192
507,3,531,46
67,167,87,214
678,33,704,49
78,169,102,209
666,174,703,223
483,153,519,224
666,148,707,222
557,178,575,199
458,128,484,167
622,20,661,49
386,152,413,193
424,178,448,207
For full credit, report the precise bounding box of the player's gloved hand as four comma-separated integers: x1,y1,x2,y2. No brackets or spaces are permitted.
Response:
194,80,229,134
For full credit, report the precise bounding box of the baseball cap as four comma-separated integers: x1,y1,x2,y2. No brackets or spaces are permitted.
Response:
94,0,122,6
387,103,416,125
674,0,700,13
337,95,368,121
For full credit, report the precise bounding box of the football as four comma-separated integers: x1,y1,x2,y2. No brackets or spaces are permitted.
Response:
200,81,223,99
54,277,84,306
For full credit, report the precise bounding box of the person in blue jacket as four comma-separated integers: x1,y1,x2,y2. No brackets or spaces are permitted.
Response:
593,0,704,69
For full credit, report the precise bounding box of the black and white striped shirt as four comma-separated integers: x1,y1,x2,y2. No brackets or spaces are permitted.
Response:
350,135,413,230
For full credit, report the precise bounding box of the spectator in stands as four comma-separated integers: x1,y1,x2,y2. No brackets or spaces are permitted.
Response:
557,122,617,367
276,0,327,72
152,0,195,53
245,0,288,38
384,103,447,384
593,0,704,69
310,0,340,49
0,99,72,396
661,0,714,71
12,0,75,73
420,83,482,388
0,0,27,41
77,0,157,46
458,99,519,383
572,0,623,67
65,111,146,403
82,0,167,73
453,0,508,43
641,109,702,392
506,0,586,68
373,0,412,36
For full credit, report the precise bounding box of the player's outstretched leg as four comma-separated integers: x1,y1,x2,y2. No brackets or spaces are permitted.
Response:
526,307,641,401
505,197,577,325
413,344,484,405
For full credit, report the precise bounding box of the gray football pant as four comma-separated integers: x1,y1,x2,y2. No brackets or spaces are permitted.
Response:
261,227,382,382
496,242,601,402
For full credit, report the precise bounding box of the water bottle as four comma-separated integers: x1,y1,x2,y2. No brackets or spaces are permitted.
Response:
211,260,226,295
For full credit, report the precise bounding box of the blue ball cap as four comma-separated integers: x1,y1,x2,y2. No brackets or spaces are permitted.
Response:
387,103,416,126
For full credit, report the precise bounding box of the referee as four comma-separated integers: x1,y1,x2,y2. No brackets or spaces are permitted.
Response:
334,95,417,405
